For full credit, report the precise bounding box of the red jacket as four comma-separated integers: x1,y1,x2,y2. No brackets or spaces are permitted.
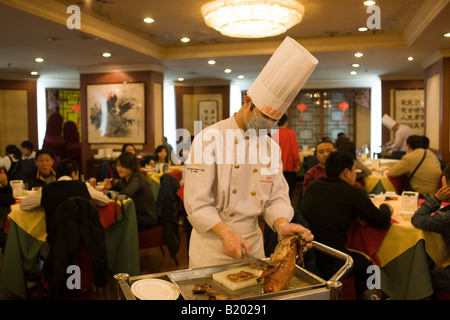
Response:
272,127,300,173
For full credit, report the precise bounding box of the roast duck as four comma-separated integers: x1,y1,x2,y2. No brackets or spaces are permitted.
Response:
257,234,308,293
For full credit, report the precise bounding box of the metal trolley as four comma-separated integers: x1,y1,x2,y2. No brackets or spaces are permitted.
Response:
114,241,353,300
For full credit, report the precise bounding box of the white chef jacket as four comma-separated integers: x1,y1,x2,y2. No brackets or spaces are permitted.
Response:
390,124,413,152
184,116,293,268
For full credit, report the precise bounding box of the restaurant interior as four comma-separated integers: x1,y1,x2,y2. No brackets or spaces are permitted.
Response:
1,0,450,301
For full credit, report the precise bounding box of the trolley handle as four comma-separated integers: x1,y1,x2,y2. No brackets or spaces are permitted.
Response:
311,241,353,282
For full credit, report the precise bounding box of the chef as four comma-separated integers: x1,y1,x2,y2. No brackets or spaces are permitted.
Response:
382,114,413,159
184,37,318,268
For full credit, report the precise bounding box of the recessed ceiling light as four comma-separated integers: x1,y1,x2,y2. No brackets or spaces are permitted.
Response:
407,56,414,61
237,74,244,79
180,37,190,43
358,27,368,32
208,60,216,65
143,17,154,24
224,68,232,73
354,52,364,58
352,63,360,67
177,77,184,82
350,71,357,75
444,32,450,38
102,52,111,57
364,1,376,6
31,71,38,75
35,57,44,63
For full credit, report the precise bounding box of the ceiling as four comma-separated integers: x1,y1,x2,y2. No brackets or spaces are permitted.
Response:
1,0,450,86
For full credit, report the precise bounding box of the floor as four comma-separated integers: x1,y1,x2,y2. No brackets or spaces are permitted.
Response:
0,224,191,300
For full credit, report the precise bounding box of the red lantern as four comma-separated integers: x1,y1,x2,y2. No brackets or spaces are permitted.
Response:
296,103,307,126
72,104,81,112
338,102,349,126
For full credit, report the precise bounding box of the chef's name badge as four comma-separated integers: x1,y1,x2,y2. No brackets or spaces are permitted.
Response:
186,167,205,174
259,175,273,184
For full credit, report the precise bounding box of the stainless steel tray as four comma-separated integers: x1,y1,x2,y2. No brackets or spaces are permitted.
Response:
173,261,326,300
114,241,353,300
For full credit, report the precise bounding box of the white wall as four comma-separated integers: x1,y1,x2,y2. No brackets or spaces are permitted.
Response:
163,84,177,149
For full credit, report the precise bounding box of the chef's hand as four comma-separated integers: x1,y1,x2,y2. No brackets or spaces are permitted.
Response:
274,218,314,249
219,228,250,260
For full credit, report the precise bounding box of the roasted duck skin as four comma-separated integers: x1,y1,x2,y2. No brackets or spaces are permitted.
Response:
257,234,307,293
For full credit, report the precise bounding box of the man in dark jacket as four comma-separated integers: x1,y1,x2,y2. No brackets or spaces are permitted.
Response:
38,159,109,298
25,149,56,190
300,151,392,297
411,163,450,293
0,170,14,207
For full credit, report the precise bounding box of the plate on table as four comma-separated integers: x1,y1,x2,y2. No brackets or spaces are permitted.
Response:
131,279,179,300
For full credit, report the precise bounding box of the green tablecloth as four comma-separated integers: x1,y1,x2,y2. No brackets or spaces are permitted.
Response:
381,240,434,300
0,200,139,299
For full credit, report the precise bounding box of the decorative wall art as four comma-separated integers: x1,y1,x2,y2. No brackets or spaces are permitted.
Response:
394,89,425,135
198,100,218,127
87,82,145,143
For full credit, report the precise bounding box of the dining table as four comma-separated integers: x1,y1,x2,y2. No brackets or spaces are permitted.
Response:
361,159,407,194
141,165,183,197
299,150,315,163
0,199,140,299
346,196,450,300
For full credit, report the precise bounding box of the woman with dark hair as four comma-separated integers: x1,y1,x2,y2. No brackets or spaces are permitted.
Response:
104,152,157,230
121,143,136,155
154,145,170,164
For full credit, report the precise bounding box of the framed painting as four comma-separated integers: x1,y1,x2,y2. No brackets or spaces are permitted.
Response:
87,82,145,143
198,100,218,127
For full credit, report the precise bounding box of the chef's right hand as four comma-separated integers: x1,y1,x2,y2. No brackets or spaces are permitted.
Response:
219,228,250,260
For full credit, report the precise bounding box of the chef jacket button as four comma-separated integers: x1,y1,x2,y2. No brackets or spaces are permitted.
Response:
234,164,240,169
235,138,239,144
232,189,237,194
229,213,235,217
251,191,256,196
253,168,258,173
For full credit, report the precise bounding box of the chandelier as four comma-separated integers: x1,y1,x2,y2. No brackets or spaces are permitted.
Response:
201,0,305,38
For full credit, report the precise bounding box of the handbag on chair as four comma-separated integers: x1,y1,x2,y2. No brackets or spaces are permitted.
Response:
403,150,426,192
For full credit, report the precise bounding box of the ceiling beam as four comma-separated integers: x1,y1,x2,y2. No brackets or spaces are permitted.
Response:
403,0,449,46
163,33,408,60
0,0,165,60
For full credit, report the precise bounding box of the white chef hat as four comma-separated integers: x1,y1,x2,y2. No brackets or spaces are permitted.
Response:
382,114,397,130
247,36,318,121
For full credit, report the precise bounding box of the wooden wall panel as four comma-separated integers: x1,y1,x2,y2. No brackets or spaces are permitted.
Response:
175,85,230,133
424,57,450,162
381,79,424,145
80,70,163,173
0,80,37,151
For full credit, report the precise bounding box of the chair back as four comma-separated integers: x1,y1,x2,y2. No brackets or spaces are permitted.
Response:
44,196,108,298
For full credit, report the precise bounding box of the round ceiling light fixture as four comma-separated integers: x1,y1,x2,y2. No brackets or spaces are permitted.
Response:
201,0,305,38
